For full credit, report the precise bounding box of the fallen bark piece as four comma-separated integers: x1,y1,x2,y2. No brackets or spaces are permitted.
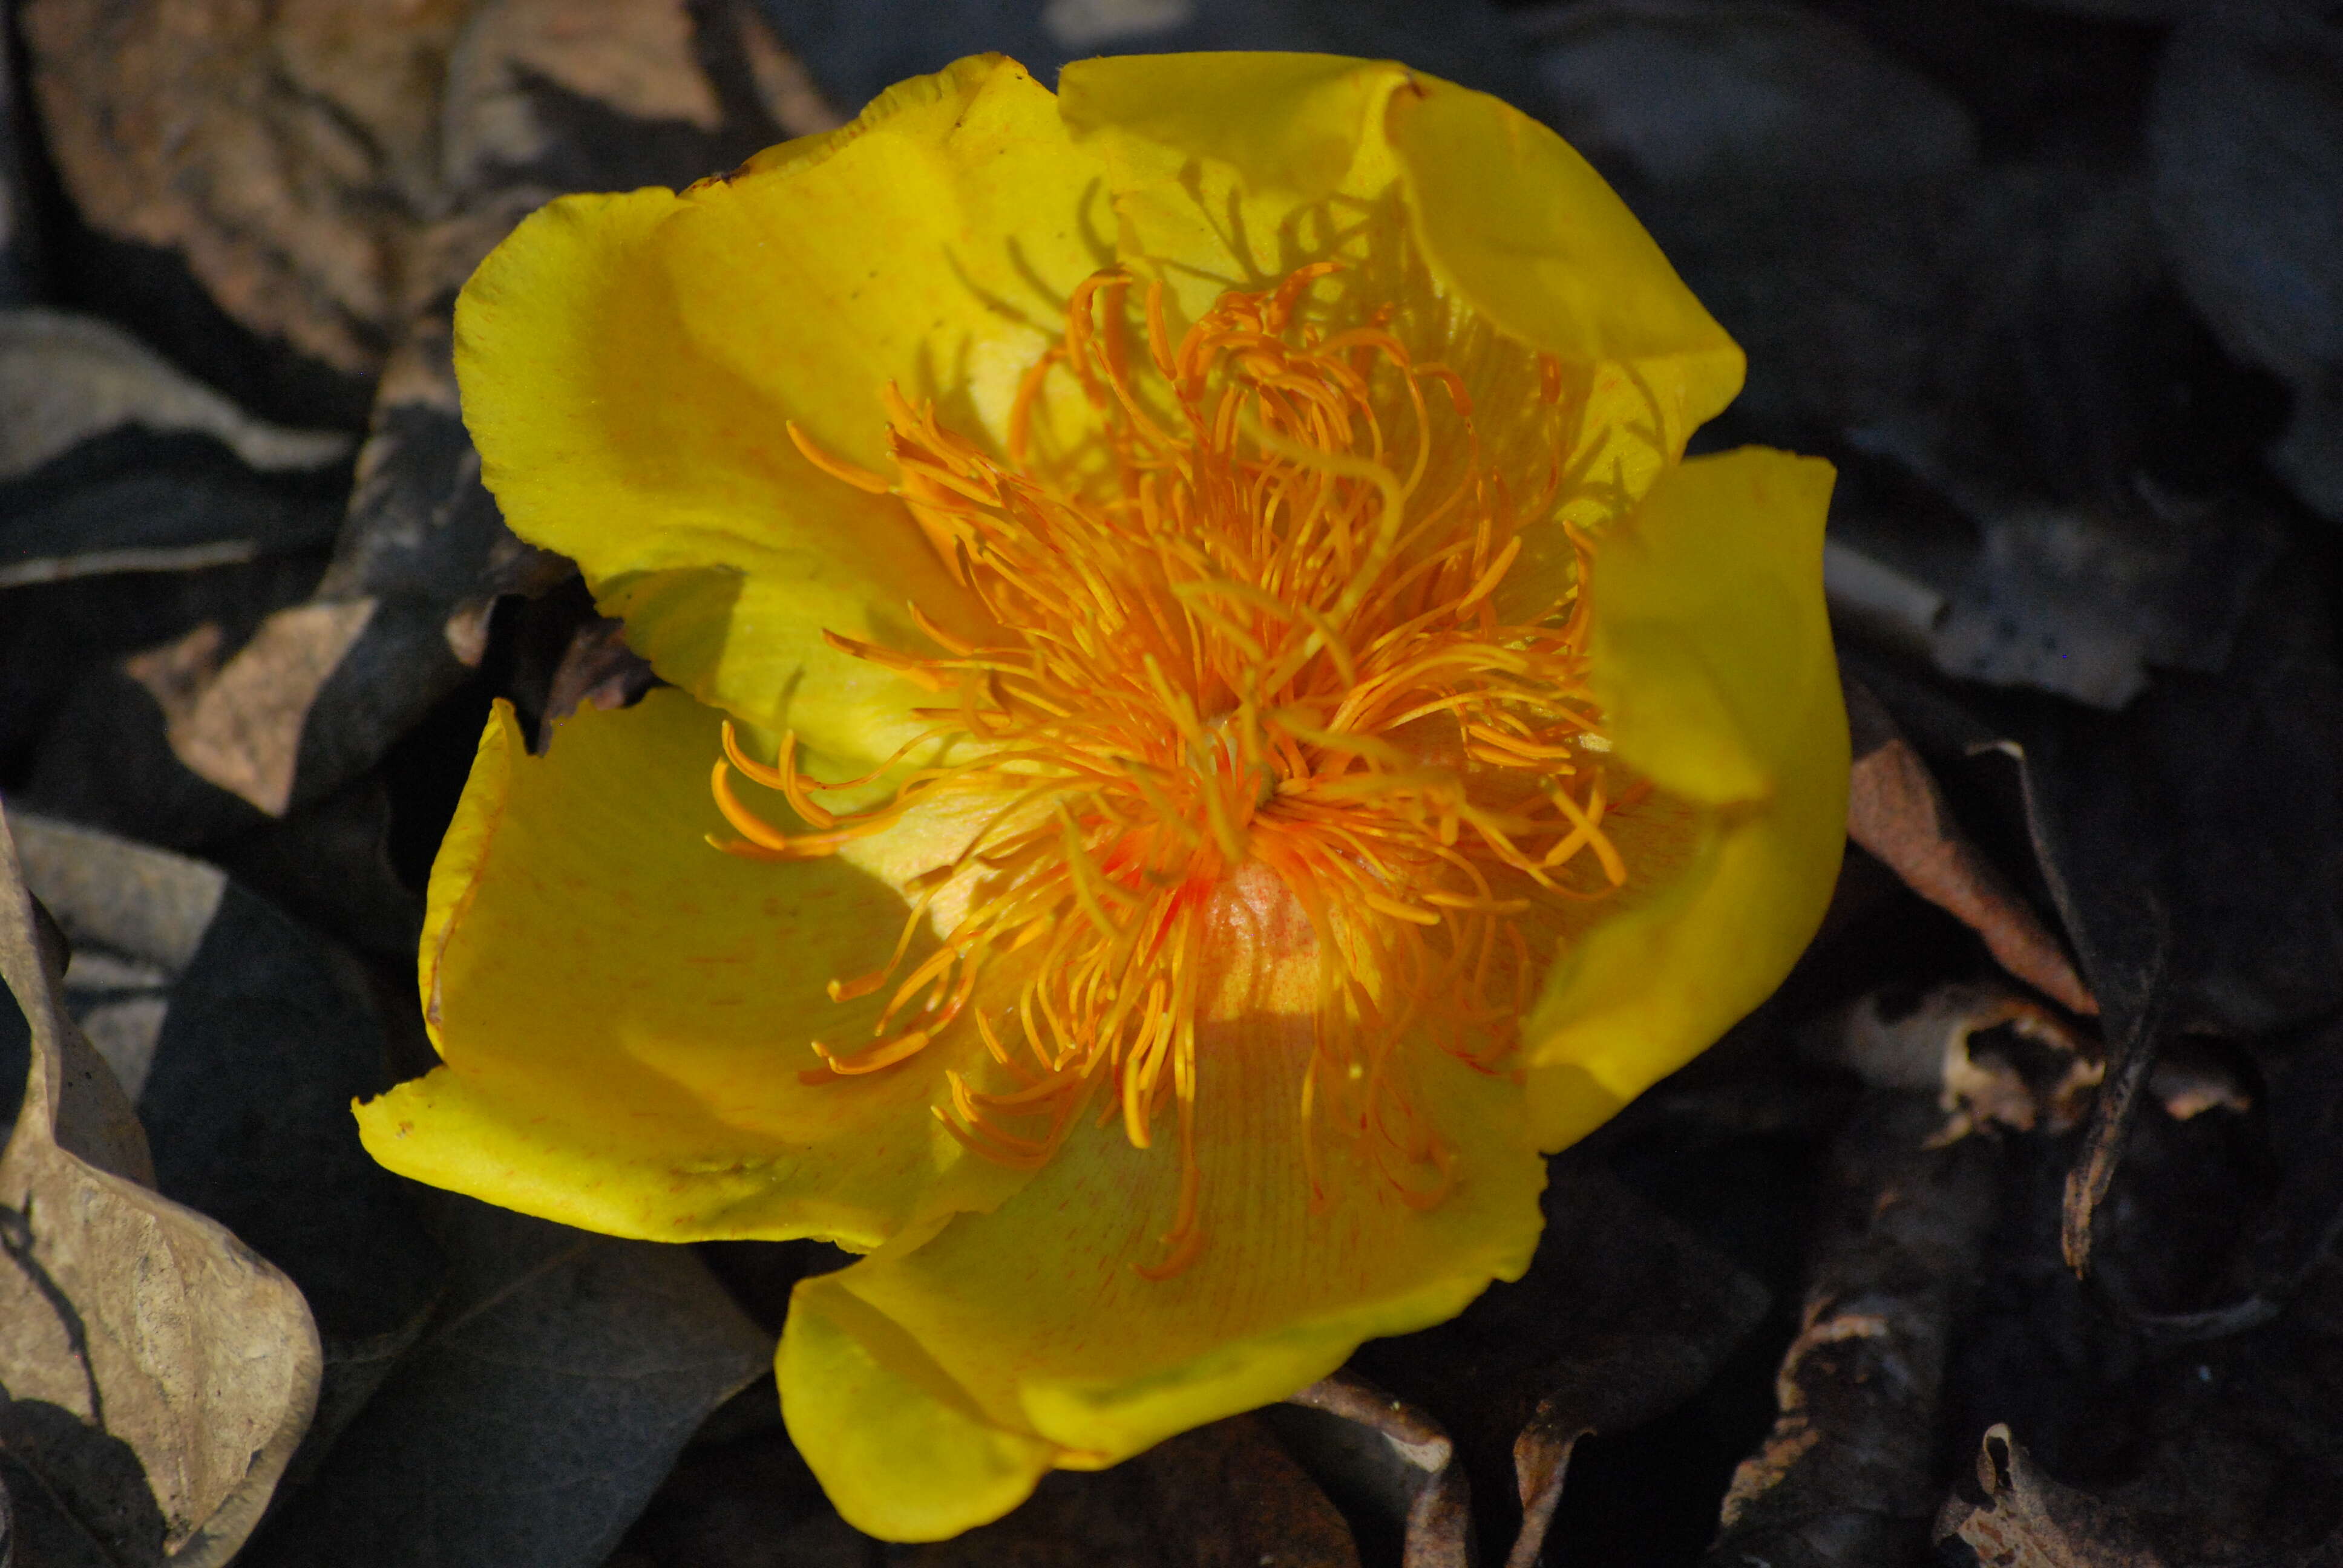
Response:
0,801,320,1566
1706,1093,2001,1567
1844,678,2096,1016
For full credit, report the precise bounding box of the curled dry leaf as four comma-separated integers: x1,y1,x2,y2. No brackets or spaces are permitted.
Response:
1851,588,2338,1275
2062,937,2171,1279
1936,1425,2170,1568
2148,1050,2250,1124
2073,1026,2332,1347
1812,979,2249,1154
0,802,320,1567
1844,677,2096,1016
535,616,660,751
1709,1093,2002,1567
1810,981,2101,1140
1276,1368,1472,1568
1976,563,2343,1044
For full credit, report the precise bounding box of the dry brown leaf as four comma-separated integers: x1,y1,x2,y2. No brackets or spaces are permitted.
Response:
1845,678,2098,1016
440,0,719,200
0,801,320,1566
735,4,846,137
22,0,476,381
10,812,228,1109
21,0,834,397
122,600,377,817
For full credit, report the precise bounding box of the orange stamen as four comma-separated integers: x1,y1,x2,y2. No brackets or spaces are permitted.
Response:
715,261,1636,1278
787,420,893,494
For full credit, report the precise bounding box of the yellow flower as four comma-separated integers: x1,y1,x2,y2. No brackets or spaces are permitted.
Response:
355,52,1846,1541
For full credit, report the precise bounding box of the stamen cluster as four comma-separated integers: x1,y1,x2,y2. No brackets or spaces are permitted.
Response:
713,263,1637,1275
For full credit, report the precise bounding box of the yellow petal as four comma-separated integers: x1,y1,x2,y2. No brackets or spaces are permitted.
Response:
1596,447,1839,803
1058,53,1742,457
1058,52,1395,206
452,54,1110,773
355,689,1030,1249
779,1010,1544,1540
1523,447,1847,1142
1381,74,1745,445
1058,53,1413,335
782,1276,1060,1542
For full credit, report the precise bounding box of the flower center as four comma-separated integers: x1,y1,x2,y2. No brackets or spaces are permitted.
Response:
712,263,1639,1275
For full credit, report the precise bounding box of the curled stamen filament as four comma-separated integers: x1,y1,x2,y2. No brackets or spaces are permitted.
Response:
709,260,1634,1278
